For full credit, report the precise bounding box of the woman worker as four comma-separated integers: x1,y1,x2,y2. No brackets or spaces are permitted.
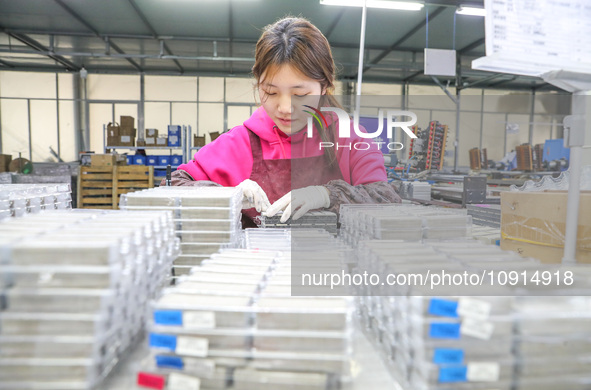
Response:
167,17,401,224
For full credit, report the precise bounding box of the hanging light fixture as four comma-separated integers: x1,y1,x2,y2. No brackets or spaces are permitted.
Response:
456,5,486,17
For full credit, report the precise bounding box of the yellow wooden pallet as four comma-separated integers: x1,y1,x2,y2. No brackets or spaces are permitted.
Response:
78,165,153,209
113,165,154,208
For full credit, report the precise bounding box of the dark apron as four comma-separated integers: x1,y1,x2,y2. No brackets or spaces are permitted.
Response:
242,128,343,227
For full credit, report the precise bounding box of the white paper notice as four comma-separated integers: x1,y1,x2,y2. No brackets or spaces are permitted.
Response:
183,311,216,329
481,0,591,74
168,373,200,390
460,318,494,340
176,337,209,357
184,357,216,377
457,298,492,320
467,362,500,382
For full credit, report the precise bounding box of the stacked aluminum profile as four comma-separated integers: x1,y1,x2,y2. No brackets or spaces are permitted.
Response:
120,187,242,276
339,204,472,245
466,204,501,228
0,209,179,390
470,225,501,245
354,239,591,390
399,181,432,201
138,230,353,390
0,183,72,220
257,210,338,236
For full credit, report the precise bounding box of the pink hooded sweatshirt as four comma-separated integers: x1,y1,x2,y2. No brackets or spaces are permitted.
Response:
178,106,387,187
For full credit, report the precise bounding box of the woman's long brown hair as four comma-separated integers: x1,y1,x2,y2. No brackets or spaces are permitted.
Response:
252,17,342,167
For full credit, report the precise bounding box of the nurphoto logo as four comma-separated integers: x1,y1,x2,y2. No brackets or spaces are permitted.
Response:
306,107,418,151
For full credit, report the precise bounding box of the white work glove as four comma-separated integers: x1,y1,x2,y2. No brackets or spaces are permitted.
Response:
237,179,271,212
266,186,330,223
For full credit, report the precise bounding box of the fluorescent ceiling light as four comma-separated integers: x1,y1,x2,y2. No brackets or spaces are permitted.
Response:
456,6,486,17
320,0,424,11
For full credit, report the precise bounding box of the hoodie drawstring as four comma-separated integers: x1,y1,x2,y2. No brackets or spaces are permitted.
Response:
272,125,287,159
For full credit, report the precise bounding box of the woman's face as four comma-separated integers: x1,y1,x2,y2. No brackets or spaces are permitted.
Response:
259,64,324,135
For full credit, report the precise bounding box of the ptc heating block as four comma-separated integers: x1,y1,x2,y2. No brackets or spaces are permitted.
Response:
338,203,473,246
353,238,591,390
137,231,354,390
398,181,432,202
120,186,243,276
0,183,72,220
0,209,179,390
257,210,338,236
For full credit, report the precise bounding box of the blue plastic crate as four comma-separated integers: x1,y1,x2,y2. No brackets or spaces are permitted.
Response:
167,125,181,136
133,155,146,165
168,125,181,147
158,156,171,166
146,156,158,166
154,168,168,177
126,155,134,165
170,155,183,166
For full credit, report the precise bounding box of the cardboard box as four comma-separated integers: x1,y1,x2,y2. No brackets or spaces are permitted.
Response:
0,154,12,173
209,132,220,142
194,135,206,147
119,135,135,147
145,137,156,146
120,127,137,138
91,154,116,167
501,191,591,263
156,137,168,146
500,239,591,264
107,135,118,146
146,128,158,138
107,122,120,137
120,116,134,129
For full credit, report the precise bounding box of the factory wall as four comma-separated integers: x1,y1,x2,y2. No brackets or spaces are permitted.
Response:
0,70,575,168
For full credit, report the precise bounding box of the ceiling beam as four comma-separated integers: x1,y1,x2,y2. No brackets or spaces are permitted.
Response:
459,73,504,89
126,0,184,73
0,58,14,68
488,76,517,88
53,0,143,72
403,70,423,82
325,9,347,39
458,37,485,54
358,6,447,76
533,82,553,91
229,0,234,74
0,28,487,58
0,47,254,62
0,28,78,71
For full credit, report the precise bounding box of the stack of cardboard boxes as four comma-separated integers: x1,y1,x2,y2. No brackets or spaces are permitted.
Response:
138,125,181,148
107,116,136,147
0,154,11,173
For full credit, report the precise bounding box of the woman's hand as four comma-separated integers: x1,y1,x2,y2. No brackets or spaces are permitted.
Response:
266,186,330,223
237,179,271,212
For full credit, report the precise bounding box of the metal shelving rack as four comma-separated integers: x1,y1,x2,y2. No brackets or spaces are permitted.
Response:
187,125,203,160
103,124,189,168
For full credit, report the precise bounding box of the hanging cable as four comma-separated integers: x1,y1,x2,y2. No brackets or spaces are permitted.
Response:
452,12,457,50
425,6,429,48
